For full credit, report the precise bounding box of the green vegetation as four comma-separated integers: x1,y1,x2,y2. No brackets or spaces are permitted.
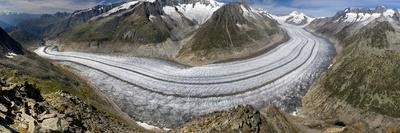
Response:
318,21,400,117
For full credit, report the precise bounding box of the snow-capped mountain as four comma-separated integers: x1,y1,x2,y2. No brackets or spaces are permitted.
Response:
35,0,284,65
307,6,400,45
308,6,400,36
162,0,223,25
272,11,315,25
332,6,400,25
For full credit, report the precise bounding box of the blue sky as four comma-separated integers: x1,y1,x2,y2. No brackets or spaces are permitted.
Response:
0,0,400,17
221,0,400,17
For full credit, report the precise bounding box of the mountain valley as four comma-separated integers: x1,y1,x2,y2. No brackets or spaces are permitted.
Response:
1,0,400,133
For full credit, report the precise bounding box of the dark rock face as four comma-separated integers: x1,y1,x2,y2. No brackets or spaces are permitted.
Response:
0,27,24,55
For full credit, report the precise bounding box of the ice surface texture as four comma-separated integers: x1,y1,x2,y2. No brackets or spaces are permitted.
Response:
35,24,336,127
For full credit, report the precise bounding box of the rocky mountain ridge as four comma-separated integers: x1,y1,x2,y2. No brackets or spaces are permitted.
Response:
307,6,400,43
48,0,285,66
303,6,400,132
0,27,24,56
0,77,143,132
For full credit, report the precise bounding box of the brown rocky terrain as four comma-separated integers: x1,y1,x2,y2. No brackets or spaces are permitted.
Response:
0,77,147,133
176,105,300,133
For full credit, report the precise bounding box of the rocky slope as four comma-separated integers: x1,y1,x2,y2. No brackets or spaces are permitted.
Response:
0,78,144,132
0,27,24,56
177,3,285,65
177,105,300,133
1,26,153,133
303,6,400,132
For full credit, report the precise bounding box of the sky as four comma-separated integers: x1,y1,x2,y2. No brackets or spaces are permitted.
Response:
0,0,400,17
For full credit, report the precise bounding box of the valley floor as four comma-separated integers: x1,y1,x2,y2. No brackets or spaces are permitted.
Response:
35,24,336,128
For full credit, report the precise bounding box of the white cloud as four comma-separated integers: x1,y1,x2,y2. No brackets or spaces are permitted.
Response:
0,0,99,14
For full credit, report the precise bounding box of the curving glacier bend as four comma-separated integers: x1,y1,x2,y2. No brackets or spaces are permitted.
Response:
35,24,336,127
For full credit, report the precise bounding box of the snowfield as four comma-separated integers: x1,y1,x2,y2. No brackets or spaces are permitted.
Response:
35,24,335,128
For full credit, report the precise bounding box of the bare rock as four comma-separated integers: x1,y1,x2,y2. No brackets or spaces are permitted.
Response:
40,117,61,132
21,113,38,133
0,103,7,113
38,113,57,121
177,105,300,133
0,125,12,133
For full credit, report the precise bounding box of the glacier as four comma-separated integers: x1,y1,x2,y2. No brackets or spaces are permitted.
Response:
35,24,336,128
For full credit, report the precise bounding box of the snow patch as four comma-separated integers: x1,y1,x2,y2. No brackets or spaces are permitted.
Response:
164,0,223,25
136,121,169,131
163,6,181,21
5,52,17,58
140,0,156,3
240,5,263,19
149,14,156,22
343,13,358,23
384,9,395,17
102,1,139,16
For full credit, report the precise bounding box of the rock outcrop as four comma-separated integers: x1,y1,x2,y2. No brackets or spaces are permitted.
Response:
177,105,300,133
0,77,139,133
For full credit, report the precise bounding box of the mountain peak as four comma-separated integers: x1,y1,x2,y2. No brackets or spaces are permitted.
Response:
272,11,314,26
375,5,387,11
334,6,400,24
289,11,304,16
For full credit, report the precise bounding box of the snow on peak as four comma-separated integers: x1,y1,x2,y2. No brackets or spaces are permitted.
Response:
256,8,272,18
101,1,139,17
384,9,395,17
289,11,304,16
335,7,400,25
163,0,224,25
239,5,268,20
272,11,314,26
139,0,156,2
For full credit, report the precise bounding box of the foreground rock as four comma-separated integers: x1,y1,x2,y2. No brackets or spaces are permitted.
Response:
0,78,140,133
176,105,300,133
